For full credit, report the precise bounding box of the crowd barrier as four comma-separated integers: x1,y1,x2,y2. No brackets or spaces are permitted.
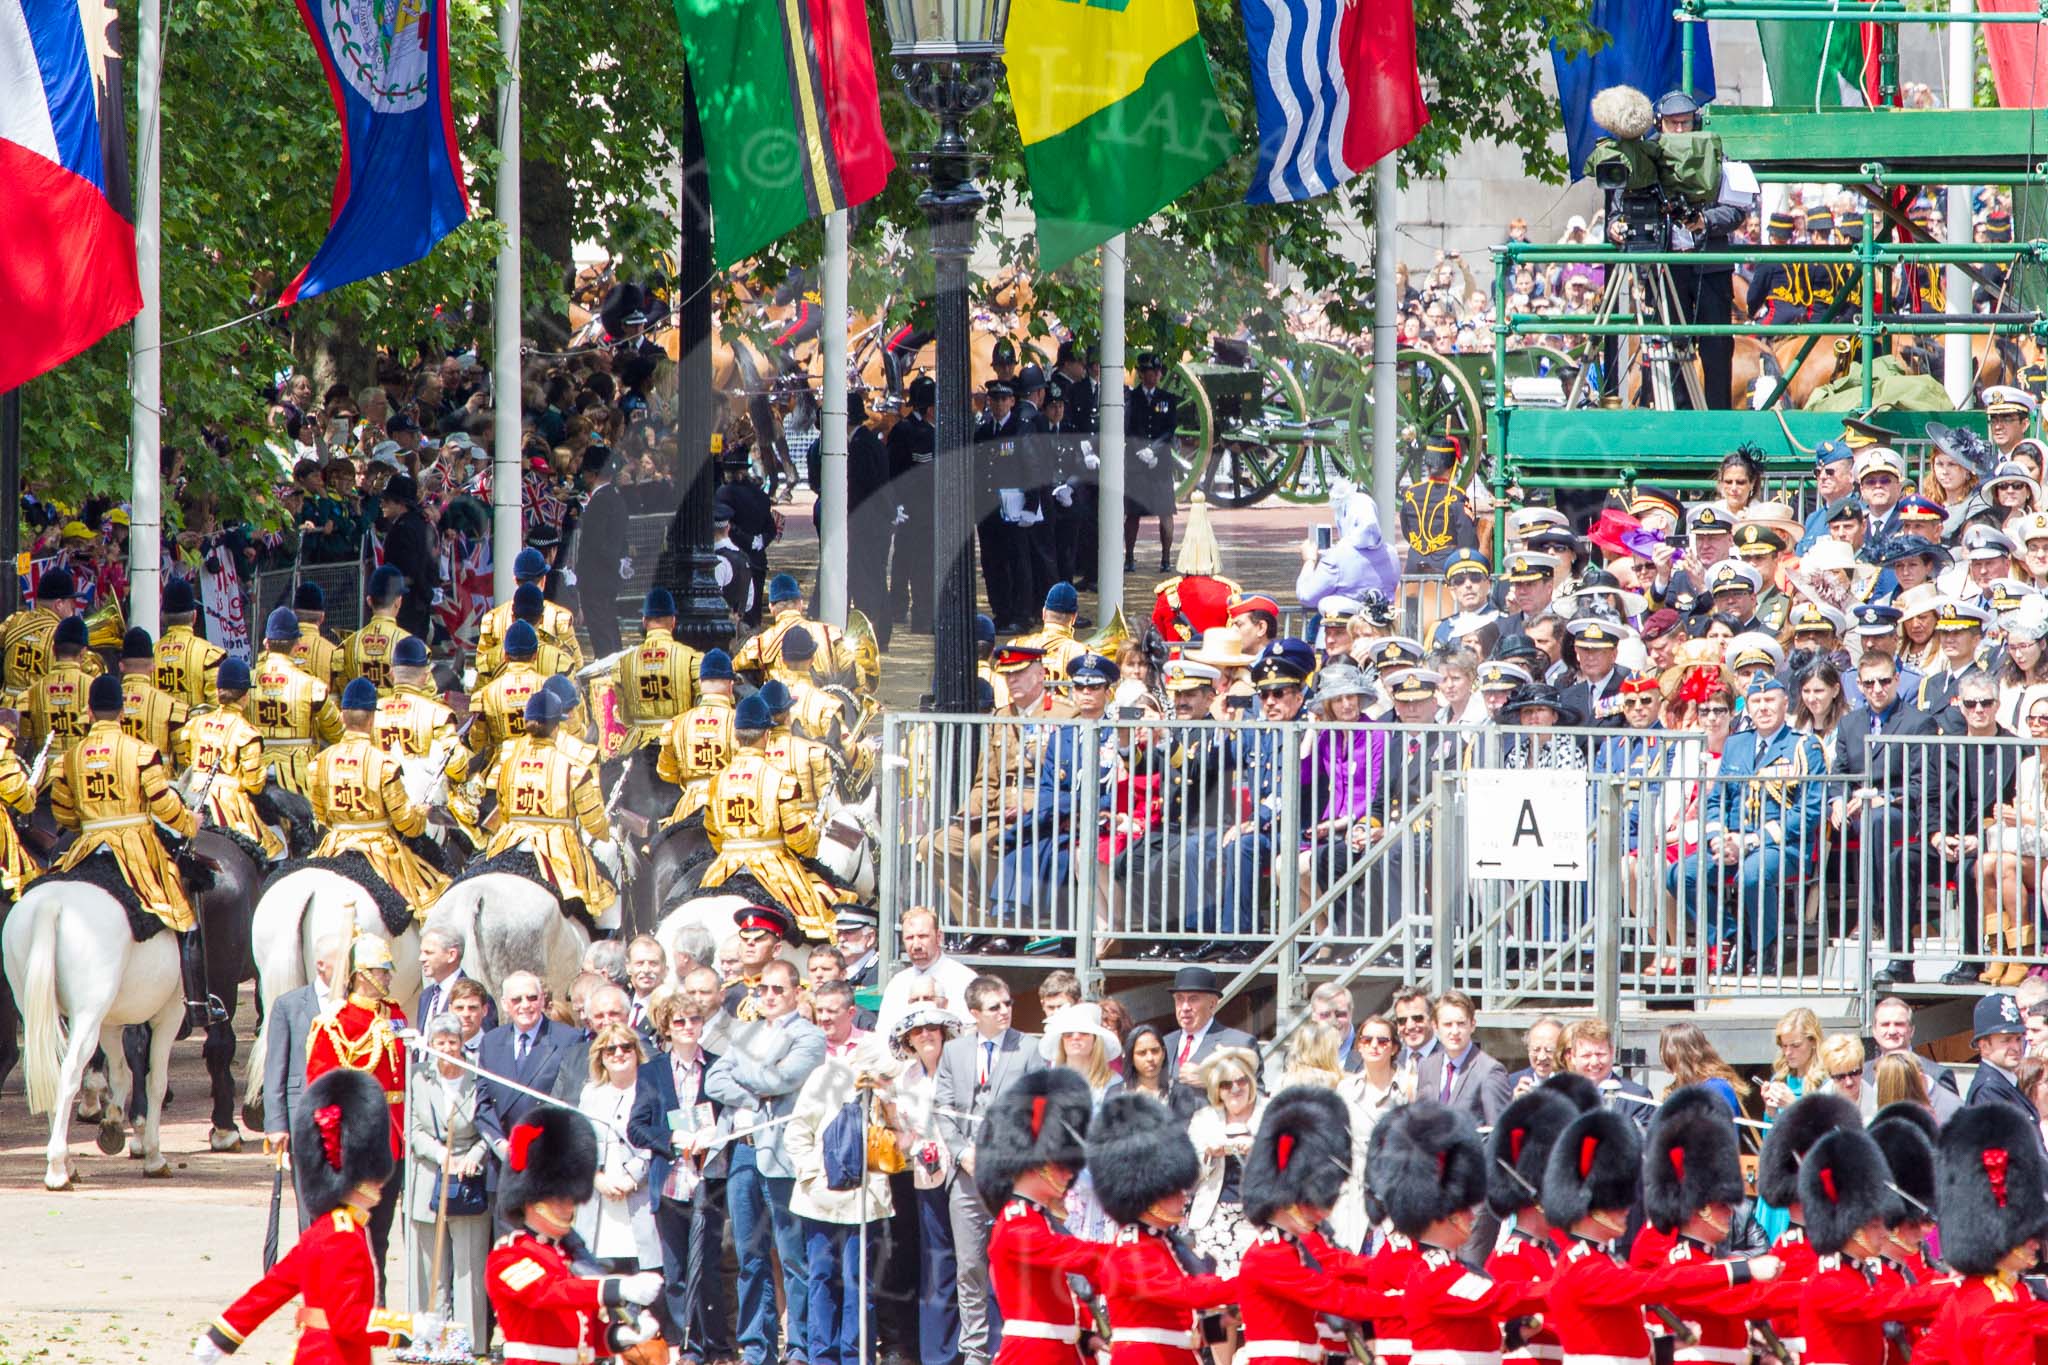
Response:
253,560,369,636
876,713,1896,1019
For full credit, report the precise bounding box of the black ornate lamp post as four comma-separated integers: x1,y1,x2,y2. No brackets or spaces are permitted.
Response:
882,0,1008,713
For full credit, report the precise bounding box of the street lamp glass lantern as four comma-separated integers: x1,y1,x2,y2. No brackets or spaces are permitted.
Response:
881,0,1009,58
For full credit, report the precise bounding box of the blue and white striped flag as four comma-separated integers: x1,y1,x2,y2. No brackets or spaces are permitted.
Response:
1240,0,1428,205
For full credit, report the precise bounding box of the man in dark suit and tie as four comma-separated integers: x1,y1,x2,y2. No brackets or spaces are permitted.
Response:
1562,1017,1653,1129
932,974,1047,1365
1413,989,1512,1124
1966,993,2040,1128
260,935,342,1230
415,928,497,1032
1160,966,1257,1120
474,969,578,1217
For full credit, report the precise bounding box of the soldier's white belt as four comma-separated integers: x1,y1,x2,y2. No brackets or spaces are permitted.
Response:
330,822,395,834
1114,1329,1197,1348
1240,1343,1326,1360
1561,1355,1650,1365
719,838,787,852
510,816,578,827
1673,1348,1748,1365
81,815,150,831
503,1344,585,1363
1413,1351,1504,1365
629,718,672,728
1003,1321,1082,1343
268,738,314,748
1367,1340,1410,1356
1505,1348,1562,1363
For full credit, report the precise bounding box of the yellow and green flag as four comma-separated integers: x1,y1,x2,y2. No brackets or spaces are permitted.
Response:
1006,0,1233,270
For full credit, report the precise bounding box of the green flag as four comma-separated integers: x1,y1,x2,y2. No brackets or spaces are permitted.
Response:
1755,19,1864,108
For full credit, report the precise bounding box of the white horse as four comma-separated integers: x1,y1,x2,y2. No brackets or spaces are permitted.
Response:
427,870,593,1003
812,789,879,900
2,881,185,1188
243,865,423,1124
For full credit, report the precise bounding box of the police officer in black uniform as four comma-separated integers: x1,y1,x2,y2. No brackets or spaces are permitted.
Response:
1049,340,1098,587
887,375,937,633
975,380,1035,631
717,445,777,628
845,386,897,646
1125,351,1181,573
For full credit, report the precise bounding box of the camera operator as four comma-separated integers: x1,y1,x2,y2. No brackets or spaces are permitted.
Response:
1650,90,1751,409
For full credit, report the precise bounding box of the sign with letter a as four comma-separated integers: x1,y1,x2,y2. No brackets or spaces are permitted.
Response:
1466,769,1591,882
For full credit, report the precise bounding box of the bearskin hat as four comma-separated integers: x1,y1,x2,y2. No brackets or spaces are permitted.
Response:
1868,1113,1936,1226
1872,1101,1939,1145
1543,1071,1603,1113
1643,1085,1747,1233
498,1104,599,1217
1085,1093,1199,1226
1756,1093,1859,1208
1799,1128,1894,1256
1487,1088,1578,1217
975,1069,1092,1213
1541,1107,1639,1231
1245,1086,1354,1225
1937,1104,2048,1276
1371,1102,1487,1237
291,1069,394,1218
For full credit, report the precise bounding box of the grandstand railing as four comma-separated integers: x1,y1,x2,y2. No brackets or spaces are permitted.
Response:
876,714,1883,1027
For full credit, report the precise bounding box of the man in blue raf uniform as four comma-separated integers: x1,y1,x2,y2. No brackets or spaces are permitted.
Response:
1666,676,1825,974
1428,548,1498,655
990,651,1120,954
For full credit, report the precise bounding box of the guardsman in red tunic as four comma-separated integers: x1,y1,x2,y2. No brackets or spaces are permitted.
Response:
1375,1103,1548,1365
1485,1084,1584,1365
192,1070,422,1365
1752,1091,1860,1359
486,1104,666,1365
302,934,408,1292
1795,1127,1952,1365
1086,1093,1237,1365
979,1069,1108,1365
1643,1085,1804,1365
1540,1108,1782,1365
1915,1104,2048,1365
1236,1087,1404,1365
1869,1104,1943,1365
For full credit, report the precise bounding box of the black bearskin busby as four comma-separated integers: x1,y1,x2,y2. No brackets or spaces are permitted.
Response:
291,1069,394,1219
1246,1086,1353,1225
1371,1102,1487,1238
1541,1107,1639,1231
976,1068,1093,1213
1871,1100,1939,1145
1868,1112,1936,1226
498,1103,599,1217
1799,1128,1894,1256
1086,1093,1199,1226
1643,1084,1747,1234
1543,1071,1603,1113
1487,1088,1578,1218
1756,1092,1859,1208
1938,1104,2048,1276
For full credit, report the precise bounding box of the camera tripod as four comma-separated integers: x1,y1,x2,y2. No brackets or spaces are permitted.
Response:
1566,258,1707,411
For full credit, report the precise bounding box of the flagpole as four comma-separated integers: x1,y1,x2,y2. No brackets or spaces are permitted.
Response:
491,0,523,603
1096,233,1126,617
1945,0,1974,406
1372,155,1399,539
129,0,163,634
818,209,849,626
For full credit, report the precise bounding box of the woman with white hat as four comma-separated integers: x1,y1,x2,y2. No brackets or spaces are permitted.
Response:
886,1004,963,1365
1041,1002,1127,1241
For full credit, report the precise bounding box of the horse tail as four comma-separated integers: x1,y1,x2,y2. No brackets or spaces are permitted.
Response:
19,895,65,1117
243,888,315,1115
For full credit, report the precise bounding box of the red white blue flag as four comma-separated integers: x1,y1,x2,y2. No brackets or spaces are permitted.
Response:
281,0,470,305
0,0,140,390
1240,0,1429,204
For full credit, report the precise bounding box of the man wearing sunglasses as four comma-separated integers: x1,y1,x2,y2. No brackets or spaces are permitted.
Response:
1834,657,1926,990
1931,676,2032,985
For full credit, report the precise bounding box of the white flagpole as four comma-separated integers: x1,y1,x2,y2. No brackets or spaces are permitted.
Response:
819,209,850,626
1945,0,1974,407
1096,233,1126,617
491,0,523,602
1372,156,1399,538
129,0,162,634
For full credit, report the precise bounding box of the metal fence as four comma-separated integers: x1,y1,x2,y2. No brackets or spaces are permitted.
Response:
876,713,1882,1019
252,559,369,636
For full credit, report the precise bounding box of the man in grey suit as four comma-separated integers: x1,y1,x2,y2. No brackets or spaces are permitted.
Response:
706,956,827,1365
416,928,497,1033
1159,966,1256,1121
1860,994,1962,1122
1413,989,1512,1124
260,935,341,1231
933,974,1047,1365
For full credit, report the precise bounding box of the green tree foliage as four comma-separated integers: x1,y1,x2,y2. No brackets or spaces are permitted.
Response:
17,0,1590,518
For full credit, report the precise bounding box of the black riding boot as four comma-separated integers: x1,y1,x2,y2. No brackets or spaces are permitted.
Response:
179,930,226,1031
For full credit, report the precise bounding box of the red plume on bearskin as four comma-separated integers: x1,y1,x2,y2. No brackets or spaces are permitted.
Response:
1756,1092,1858,1208
1486,1088,1576,1218
974,1069,1092,1214
1799,1128,1891,1256
1939,1105,2048,1275
497,1104,599,1218
1247,1086,1352,1226
290,1069,392,1218
1541,1108,1638,1230
1643,1084,1745,1234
